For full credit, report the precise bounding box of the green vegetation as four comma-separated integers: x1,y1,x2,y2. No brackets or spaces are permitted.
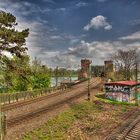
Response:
22,100,137,140
22,102,98,140
0,11,29,57
91,65,104,77
23,111,76,140
0,53,51,93
0,11,51,93
95,93,136,106
51,67,77,78
0,11,77,93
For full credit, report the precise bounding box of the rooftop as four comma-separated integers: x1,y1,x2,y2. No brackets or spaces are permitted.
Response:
105,81,140,86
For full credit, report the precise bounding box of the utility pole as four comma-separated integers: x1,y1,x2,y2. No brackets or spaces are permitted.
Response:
55,66,58,87
0,105,6,140
0,103,2,140
135,57,138,105
87,75,90,100
69,70,72,83
87,60,92,101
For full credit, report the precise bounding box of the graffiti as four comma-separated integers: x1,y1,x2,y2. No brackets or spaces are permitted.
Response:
122,94,129,102
106,92,118,101
105,85,130,93
106,92,129,102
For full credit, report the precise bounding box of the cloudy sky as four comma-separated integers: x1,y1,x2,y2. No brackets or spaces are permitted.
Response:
1,0,140,68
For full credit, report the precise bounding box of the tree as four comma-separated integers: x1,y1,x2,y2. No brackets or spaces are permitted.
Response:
111,49,140,80
0,10,29,57
1,55,31,92
0,11,51,92
31,57,50,89
0,10,30,92
91,65,104,77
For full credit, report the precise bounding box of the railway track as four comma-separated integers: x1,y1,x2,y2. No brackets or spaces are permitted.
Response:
7,79,102,127
124,121,140,140
2,77,101,112
106,108,140,140
116,116,140,140
2,88,71,112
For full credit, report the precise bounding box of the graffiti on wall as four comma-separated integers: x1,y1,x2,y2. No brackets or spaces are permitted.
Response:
105,85,130,93
122,93,129,102
106,92,120,101
106,92,129,102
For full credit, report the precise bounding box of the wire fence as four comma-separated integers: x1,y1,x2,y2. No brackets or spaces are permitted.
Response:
0,85,68,105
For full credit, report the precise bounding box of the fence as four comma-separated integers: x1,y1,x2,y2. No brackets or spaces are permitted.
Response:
0,85,68,105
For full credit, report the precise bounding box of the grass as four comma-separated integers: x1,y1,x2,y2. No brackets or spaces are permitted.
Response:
22,102,104,140
95,93,136,106
22,95,138,140
23,110,76,140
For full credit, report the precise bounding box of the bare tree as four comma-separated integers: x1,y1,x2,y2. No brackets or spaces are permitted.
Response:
111,49,140,80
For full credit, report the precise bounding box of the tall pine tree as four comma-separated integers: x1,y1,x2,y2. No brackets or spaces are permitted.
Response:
0,10,29,57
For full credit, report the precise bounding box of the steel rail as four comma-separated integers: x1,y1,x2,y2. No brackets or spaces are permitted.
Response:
7,82,102,127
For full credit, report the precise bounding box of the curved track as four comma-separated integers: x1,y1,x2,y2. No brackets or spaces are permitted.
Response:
117,116,140,140
106,109,140,140
6,78,103,127
2,78,98,111
124,120,140,140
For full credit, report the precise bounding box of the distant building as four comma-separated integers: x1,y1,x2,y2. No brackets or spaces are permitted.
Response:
91,65,104,77
104,60,113,73
105,81,140,103
78,59,92,80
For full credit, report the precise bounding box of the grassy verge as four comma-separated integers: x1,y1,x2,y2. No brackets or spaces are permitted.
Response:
23,102,96,140
22,96,138,140
95,93,136,106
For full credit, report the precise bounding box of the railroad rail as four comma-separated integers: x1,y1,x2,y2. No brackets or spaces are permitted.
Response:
116,116,140,140
105,108,140,140
1,79,84,111
2,77,101,112
7,79,103,127
2,86,72,112
124,120,140,140
0,79,86,105
0,86,67,105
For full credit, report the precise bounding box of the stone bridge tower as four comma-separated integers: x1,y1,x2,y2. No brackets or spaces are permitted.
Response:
78,59,92,80
104,60,113,77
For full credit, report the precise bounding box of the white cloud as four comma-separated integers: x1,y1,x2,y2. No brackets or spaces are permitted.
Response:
48,40,123,67
70,39,80,45
56,8,67,12
16,19,47,57
119,31,140,40
49,39,140,67
75,2,88,7
42,0,55,4
25,27,140,67
1,51,12,58
126,42,140,51
129,19,140,25
84,15,112,31
1,0,140,68
67,40,120,59
50,35,62,40
0,0,51,17
104,25,112,30
51,53,76,67
97,0,108,2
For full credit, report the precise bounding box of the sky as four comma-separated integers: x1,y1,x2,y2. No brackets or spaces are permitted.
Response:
0,0,140,68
